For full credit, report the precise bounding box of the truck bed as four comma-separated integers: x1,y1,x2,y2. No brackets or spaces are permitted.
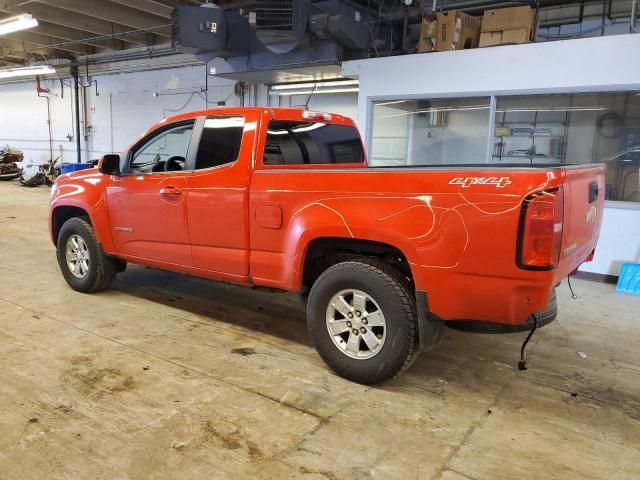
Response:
249,163,605,324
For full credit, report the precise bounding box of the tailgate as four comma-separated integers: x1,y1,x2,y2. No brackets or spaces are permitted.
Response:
556,164,606,279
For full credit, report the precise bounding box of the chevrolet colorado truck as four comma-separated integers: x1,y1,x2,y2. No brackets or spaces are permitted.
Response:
49,107,605,384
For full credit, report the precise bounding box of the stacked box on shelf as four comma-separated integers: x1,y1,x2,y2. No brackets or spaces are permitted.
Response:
479,6,537,47
436,10,481,51
418,11,481,53
417,18,437,53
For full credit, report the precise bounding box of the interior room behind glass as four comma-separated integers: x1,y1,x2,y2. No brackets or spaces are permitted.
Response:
369,92,640,203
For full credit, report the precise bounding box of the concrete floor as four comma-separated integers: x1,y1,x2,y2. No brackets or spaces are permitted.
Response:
0,181,638,480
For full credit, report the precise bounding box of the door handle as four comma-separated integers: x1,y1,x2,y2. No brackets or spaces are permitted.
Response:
160,186,182,196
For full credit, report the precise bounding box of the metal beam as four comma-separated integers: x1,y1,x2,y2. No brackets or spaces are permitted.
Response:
0,50,27,65
0,39,55,61
30,0,171,37
0,3,154,46
0,30,95,55
145,0,201,6
219,0,258,9
105,0,174,19
27,20,128,51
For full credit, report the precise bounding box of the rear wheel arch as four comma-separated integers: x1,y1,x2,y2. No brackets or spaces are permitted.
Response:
300,237,415,292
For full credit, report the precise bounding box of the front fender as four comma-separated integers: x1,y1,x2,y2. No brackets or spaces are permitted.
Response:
50,170,115,252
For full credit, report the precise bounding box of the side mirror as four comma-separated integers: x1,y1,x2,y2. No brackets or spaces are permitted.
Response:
99,154,120,175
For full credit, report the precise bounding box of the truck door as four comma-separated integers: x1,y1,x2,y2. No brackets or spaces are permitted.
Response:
185,113,257,280
106,120,197,266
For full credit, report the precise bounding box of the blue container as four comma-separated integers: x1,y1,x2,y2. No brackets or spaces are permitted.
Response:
616,263,640,295
60,162,94,175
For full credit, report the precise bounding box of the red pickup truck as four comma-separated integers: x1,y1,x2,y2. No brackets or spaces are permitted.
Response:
49,107,605,383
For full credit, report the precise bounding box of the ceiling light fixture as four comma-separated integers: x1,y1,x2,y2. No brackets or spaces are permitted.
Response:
271,80,359,91
0,65,55,79
0,14,38,36
274,87,359,96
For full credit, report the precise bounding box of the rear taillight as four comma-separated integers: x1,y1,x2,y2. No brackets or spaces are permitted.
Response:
517,188,564,270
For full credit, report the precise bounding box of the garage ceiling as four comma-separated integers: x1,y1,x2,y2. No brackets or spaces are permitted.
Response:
0,0,251,68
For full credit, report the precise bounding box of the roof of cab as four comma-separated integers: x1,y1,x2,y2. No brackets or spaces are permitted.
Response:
160,107,355,127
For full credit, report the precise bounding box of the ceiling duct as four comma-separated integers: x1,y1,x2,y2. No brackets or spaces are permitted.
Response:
255,0,310,53
172,1,370,82
171,4,250,56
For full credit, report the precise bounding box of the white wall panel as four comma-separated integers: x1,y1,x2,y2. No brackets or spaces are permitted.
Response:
0,65,239,164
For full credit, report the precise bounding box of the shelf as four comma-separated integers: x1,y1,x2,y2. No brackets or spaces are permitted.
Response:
495,134,564,138
492,154,562,159
496,121,568,125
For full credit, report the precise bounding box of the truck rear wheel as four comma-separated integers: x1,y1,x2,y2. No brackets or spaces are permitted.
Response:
306,259,419,384
56,217,116,293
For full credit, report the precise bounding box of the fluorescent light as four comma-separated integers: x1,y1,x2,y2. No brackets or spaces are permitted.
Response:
0,65,55,79
271,80,359,91
376,100,409,107
275,87,359,96
0,14,38,36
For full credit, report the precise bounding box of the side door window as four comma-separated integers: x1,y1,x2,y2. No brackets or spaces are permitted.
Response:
128,121,195,174
194,116,245,170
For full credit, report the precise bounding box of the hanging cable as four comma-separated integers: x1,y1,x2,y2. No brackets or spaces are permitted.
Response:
567,275,578,299
162,92,206,118
518,314,539,371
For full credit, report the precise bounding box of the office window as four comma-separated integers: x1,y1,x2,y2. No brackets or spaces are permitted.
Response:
370,97,491,166
495,92,640,202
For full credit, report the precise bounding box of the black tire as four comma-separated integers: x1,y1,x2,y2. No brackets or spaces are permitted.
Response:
306,258,420,384
446,290,558,334
56,217,116,293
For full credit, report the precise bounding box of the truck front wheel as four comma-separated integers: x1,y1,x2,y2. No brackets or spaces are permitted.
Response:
306,259,420,384
56,217,116,293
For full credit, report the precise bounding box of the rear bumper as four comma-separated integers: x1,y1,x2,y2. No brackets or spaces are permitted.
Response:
424,269,555,325
420,244,594,325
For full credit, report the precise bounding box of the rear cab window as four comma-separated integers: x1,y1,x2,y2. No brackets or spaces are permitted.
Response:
263,120,364,166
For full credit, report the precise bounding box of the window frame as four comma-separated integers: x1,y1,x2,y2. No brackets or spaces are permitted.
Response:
123,118,202,176
367,95,493,167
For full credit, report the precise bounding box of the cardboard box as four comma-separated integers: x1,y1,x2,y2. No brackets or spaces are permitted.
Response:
502,28,530,44
418,18,437,53
479,31,502,47
479,6,537,47
479,27,532,47
481,6,535,32
435,10,481,51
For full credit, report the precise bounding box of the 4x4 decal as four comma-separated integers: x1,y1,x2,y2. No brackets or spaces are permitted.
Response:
448,176,512,188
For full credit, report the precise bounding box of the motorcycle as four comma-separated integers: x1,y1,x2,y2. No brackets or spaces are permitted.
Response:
19,156,61,187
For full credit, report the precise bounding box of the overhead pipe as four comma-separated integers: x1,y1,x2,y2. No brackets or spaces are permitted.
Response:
35,75,54,163
402,5,410,52
71,65,81,164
